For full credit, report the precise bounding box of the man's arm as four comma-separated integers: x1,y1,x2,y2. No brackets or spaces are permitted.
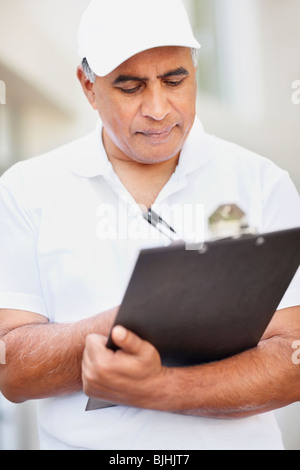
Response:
82,306,300,418
0,307,118,403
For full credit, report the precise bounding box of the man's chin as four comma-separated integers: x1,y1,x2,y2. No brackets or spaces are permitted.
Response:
131,151,181,166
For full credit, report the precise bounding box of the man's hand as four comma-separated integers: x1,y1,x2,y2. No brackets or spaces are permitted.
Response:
82,326,167,408
82,307,300,418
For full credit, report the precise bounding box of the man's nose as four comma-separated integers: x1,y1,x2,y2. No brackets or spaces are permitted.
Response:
140,86,171,121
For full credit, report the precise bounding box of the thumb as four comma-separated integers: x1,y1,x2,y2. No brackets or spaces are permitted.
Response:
111,325,145,355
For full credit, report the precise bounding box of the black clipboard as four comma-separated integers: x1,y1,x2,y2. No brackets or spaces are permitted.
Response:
86,227,300,411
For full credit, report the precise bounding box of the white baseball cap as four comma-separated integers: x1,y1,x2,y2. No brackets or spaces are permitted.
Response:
78,0,201,77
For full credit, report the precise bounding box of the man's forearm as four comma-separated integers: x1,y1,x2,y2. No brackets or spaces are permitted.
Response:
0,308,117,403
151,335,300,419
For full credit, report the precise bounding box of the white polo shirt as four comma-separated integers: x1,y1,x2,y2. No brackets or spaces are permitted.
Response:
0,117,300,450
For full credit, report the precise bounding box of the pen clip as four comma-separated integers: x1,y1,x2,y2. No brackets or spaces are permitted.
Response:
148,209,176,233
142,209,178,240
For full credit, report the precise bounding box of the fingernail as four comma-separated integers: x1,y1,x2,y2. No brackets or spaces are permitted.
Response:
113,325,127,342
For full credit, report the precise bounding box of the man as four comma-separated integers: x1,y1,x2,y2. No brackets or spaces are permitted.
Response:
0,0,300,450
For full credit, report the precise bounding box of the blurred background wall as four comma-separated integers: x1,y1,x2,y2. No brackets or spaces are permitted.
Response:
0,0,299,450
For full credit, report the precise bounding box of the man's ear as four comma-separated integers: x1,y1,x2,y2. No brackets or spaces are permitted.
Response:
76,66,97,109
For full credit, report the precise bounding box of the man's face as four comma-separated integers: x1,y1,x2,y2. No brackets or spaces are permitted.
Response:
88,46,197,165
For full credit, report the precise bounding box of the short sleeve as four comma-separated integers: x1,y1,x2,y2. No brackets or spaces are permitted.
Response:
262,172,300,311
0,176,48,317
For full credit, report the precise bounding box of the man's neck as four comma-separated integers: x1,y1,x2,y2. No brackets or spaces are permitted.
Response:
103,131,180,208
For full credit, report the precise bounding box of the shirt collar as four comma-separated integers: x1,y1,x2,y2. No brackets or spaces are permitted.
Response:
70,117,212,178
69,120,112,178
175,117,213,178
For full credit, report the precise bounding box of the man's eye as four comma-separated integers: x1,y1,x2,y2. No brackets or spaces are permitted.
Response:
119,85,141,94
165,79,184,87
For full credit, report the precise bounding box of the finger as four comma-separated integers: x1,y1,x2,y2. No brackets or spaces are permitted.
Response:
84,334,110,361
111,326,146,355
82,334,115,388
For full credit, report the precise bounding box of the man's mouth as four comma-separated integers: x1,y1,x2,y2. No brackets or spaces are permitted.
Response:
137,125,176,140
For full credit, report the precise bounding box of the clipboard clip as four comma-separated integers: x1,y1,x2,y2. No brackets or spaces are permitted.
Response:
208,204,258,241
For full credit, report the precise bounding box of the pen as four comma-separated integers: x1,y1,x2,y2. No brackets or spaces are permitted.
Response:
142,209,180,241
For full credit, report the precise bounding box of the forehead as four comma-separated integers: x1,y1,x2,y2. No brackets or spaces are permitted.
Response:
106,46,193,80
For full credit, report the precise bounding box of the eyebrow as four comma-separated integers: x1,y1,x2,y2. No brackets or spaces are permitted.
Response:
159,67,189,79
113,67,189,85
